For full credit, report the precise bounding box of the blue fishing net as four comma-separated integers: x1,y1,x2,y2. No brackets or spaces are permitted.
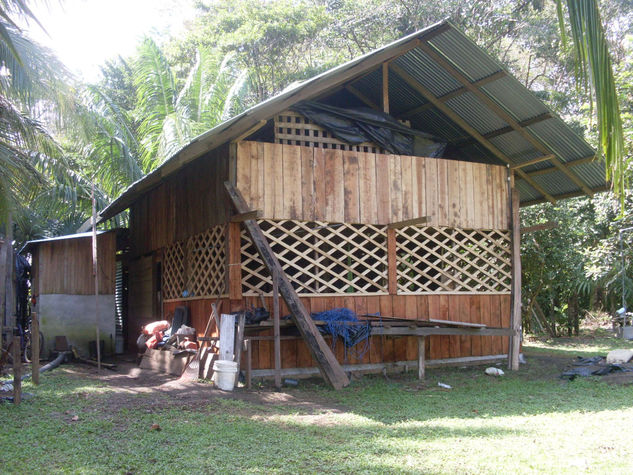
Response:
311,308,371,361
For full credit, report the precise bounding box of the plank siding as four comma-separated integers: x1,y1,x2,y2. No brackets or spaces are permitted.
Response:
235,142,508,229
129,145,230,256
36,231,117,295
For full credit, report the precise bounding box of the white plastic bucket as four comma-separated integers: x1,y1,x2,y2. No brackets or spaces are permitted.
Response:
213,360,238,391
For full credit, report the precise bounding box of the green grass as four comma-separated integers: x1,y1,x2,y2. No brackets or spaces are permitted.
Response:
1,334,633,474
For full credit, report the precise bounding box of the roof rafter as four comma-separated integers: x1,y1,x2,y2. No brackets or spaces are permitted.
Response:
400,70,506,118
521,155,597,177
453,113,553,145
389,62,557,204
418,40,594,198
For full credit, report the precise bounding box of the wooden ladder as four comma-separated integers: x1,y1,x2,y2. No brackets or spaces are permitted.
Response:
224,181,350,390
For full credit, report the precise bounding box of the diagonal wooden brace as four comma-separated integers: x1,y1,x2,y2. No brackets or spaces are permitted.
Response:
224,181,350,389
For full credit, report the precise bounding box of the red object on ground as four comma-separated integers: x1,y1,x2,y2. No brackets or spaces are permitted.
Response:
182,340,197,350
145,331,164,349
143,320,170,335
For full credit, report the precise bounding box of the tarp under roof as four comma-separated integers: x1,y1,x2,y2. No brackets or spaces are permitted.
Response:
100,20,605,221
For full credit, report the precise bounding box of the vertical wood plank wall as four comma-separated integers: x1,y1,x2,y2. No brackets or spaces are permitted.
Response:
129,144,230,257
235,141,509,229
35,232,117,295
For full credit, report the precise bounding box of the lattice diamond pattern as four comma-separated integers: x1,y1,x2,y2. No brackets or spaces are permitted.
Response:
162,225,226,299
162,241,185,300
396,226,511,293
241,220,388,295
187,225,227,298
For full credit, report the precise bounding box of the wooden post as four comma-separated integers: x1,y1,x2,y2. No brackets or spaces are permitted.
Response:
227,222,242,306
233,313,246,385
387,228,397,295
417,336,425,380
224,181,349,389
12,335,21,405
245,339,252,390
509,180,521,371
6,211,15,330
91,183,101,373
31,312,39,385
219,314,236,361
273,268,281,389
382,63,389,114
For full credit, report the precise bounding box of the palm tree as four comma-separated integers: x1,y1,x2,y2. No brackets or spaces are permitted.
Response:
134,38,248,169
557,0,625,203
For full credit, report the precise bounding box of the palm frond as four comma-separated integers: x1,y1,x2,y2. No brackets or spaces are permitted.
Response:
557,0,626,204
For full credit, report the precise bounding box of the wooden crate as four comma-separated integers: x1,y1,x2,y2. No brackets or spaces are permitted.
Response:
274,110,385,153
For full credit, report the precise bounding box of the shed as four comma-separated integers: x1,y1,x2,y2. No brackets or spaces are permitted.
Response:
23,230,126,357
100,21,603,384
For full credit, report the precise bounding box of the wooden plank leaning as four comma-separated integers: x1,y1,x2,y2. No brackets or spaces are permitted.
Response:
224,181,350,389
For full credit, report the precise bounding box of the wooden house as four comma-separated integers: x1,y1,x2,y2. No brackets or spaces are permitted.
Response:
23,230,125,357
99,21,603,386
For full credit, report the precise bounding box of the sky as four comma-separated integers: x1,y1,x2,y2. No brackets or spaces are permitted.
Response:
22,0,197,82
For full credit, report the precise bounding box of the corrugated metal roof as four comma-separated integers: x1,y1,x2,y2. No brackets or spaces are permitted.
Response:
100,20,604,220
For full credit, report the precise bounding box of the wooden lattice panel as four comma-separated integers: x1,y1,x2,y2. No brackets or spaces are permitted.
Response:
241,219,388,295
186,225,227,298
396,226,512,293
162,241,185,300
274,110,385,153
162,225,226,300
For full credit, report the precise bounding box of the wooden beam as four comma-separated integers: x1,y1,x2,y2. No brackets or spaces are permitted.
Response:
453,113,552,145
219,313,236,361
419,41,594,198
371,326,514,336
382,62,389,114
345,85,381,111
509,185,521,371
227,222,242,301
511,154,555,170
12,335,21,405
387,228,397,294
230,210,263,222
389,63,557,204
387,216,431,229
521,155,597,177
428,318,486,328
233,313,246,385
272,268,281,389
417,336,425,380
231,120,267,144
401,70,507,118
32,312,39,385
245,339,252,389
520,221,558,234
224,181,349,389
521,184,610,207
